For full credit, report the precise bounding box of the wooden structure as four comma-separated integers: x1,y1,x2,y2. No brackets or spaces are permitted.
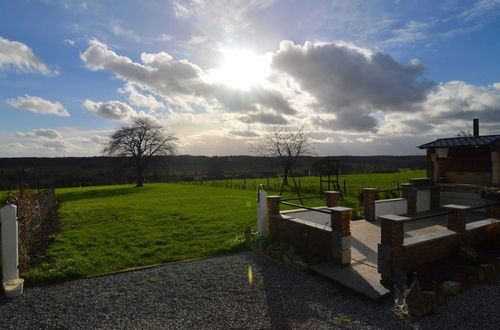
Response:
419,119,500,185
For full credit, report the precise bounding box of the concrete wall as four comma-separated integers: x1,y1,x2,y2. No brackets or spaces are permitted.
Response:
416,189,431,212
375,198,407,217
440,191,489,208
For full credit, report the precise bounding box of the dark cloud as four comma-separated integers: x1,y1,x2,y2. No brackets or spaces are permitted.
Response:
238,111,288,124
272,40,435,131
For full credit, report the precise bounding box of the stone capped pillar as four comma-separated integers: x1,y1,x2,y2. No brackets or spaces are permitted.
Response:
378,214,407,287
324,191,340,208
330,207,352,266
444,204,469,233
402,183,417,216
363,188,377,221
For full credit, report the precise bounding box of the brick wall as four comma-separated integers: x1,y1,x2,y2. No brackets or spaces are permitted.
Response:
269,215,331,260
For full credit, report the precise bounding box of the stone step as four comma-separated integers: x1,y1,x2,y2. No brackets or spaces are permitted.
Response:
311,261,391,300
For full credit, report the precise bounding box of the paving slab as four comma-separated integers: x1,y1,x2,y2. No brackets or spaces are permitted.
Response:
311,261,390,300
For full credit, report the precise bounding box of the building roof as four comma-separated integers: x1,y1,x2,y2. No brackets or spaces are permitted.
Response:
418,135,500,149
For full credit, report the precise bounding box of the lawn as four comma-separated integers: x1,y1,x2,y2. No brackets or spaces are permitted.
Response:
23,169,425,284
23,184,258,284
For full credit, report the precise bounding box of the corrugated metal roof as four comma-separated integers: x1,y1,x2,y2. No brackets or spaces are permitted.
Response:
418,135,500,149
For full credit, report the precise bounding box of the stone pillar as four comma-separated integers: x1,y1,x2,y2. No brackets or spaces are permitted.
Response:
363,188,377,221
402,184,417,216
444,204,469,233
378,214,408,287
324,191,340,208
330,207,352,266
266,196,281,237
430,186,440,210
491,151,499,184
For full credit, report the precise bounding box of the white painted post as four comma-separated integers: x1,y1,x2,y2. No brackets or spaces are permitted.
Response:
1,203,24,297
257,186,268,238
1,204,19,282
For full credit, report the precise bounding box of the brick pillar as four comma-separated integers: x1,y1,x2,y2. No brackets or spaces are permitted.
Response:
266,196,281,237
378,215,407,287
324,191,340,208
363,188,377,221
491,151,499,184
330,207,352,266
430,186,440,210
426,149,434,182
491,203,500,219
444,204,469,233
402,184,417,216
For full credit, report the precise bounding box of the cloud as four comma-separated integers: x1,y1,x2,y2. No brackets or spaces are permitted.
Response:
64,39,75,46
15,128,62,140
272,40,435,131
157,33,173,42
7,95,70,117
80,39,294,120
172,0,276,37
238,111,288,124
83,99,136,121
118,84,166,112
228,130,259,137
110,23,141,42
0,36,51,74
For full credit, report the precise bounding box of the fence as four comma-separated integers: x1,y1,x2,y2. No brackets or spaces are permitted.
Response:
0,189,58,279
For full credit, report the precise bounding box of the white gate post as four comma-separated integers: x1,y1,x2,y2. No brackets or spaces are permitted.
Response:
1,203,24,297
257,186,268,238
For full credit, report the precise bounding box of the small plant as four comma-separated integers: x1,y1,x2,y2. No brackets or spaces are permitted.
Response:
336,315,352,324
149,276,158,282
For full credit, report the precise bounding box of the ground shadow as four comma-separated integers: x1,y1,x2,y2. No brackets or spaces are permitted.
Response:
57,186,153,203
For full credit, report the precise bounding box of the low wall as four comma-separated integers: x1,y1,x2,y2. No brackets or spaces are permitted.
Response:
375,198,407,217
379,214,500,286
269,214,331,260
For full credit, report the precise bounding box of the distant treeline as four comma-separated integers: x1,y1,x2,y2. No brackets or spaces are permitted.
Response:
0,155,425,190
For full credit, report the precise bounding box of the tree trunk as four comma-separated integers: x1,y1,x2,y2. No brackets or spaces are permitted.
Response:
283,167,289,185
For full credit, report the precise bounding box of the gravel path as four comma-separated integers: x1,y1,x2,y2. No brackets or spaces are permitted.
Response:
0,252,498,329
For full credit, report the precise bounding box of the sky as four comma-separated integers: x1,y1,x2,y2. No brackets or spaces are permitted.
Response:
1,0,500,157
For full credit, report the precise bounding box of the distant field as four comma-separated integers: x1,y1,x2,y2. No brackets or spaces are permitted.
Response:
22,169,425,284
182,169,426,211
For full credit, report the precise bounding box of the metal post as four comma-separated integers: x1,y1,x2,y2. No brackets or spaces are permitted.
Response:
1,204,19,283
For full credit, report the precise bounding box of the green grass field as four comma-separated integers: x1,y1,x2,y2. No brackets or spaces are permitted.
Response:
22,169,425,284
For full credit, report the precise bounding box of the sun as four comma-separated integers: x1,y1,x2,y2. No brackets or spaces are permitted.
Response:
207,49,269,90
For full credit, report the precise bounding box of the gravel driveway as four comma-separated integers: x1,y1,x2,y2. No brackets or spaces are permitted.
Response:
0,251,498,329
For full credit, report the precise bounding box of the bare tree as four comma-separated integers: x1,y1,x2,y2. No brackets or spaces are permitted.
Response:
103,117,178,187
253,126,312,195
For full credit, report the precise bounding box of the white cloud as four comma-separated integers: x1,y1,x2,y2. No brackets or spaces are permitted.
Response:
110,23,141,42
7,95,70,117
80,39,294,122
118,84,166,112
83,99,136,121
64,39,75,46
0,36,51,74
157,33,173,42
15,128,62,140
